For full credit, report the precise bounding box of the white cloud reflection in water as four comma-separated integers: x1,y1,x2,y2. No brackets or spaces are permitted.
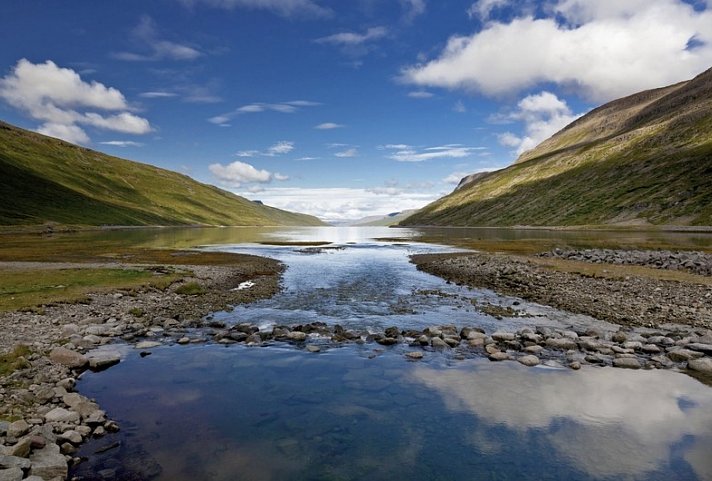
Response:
411,362,712,480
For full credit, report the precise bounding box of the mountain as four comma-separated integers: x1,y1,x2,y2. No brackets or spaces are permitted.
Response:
401,68,712,227
0,121,324,227
350,210,419,227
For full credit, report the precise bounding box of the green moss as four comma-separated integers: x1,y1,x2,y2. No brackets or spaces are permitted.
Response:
175,282,206,296
0,345,32,376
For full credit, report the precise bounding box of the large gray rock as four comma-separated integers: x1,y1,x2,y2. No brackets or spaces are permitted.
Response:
431,337,449,349
29,443,67,479
613,358,641,369
286,331,307,342
0,455,31,470
546,338,578,350
44,407,80,424
667,348,705,362
489,352,510,361
491,332,516,342
0,467,23,481
687,343,712,355
87,351,121,370
49,347,88,369
7,420,29,439
688,357,712,374
518,355,540,367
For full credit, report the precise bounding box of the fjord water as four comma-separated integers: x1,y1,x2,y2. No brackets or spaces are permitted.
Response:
71,227,712,481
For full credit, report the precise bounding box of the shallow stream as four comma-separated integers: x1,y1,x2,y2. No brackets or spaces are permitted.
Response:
72,227,712,481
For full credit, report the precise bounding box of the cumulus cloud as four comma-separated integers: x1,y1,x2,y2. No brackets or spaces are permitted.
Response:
384,144,485,162
496,91,583,155
315,26,388,46
177,0,331,17
0,59,152,144
236,186,440,223
315,122,344,129
209,160,288,187
403,0,712,102
334,148,358,158
115,16,202,62
208,100,319,126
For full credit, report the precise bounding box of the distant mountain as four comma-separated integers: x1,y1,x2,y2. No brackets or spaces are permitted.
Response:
350,209,419,226
0,121,324,227
402,67,712,227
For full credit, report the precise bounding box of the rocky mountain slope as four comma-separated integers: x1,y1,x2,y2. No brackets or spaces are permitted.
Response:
0,121,323,227
402,68,712,227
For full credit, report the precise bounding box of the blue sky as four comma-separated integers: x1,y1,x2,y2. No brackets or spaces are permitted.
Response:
1,0,711,222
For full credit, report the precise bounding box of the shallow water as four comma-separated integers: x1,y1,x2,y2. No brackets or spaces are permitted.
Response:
71,227,712,480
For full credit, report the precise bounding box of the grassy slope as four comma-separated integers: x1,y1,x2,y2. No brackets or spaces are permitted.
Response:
0,121,324,226
402,68,712,227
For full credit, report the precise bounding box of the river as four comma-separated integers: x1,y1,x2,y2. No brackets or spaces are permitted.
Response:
70,227,712,481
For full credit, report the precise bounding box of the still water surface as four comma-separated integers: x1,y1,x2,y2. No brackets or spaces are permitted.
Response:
72,227,712,481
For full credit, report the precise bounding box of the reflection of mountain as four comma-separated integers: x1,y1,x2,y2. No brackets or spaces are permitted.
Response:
411,362,712,480
349,210,419,226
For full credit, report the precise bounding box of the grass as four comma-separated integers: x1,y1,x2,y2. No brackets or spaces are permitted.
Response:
0,121,324,227
0,267,182,312
402,70,712,228
0,345,32,376
175,282,206,295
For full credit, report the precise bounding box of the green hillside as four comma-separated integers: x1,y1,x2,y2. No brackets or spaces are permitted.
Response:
401,67,712,227
0,121,324,227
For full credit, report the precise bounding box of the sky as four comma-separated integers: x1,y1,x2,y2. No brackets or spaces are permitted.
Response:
1,0,711,223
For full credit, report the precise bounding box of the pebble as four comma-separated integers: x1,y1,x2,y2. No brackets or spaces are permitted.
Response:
405,351,424,360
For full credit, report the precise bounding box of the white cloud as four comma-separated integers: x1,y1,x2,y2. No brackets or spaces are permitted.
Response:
100,140,144,147
403,0,712,102
335,148,358,158
408,90,434,98
177,0,331,17
266,140,294,155
236,150,259,157
295,156,319,161
0,59,152,145
400,0,426,21
443,171,470,184
315,26,388,46
115,16,202,62
453,100,467,113
208,100,319,126
236,186,439,223
139,91,178,98
315,122,344,129
466,0,511,20
209,160,288,187
385,144,485,162
496,91,583,155
37,123,90,145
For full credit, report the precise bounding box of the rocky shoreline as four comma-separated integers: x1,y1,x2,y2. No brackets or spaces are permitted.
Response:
2,249,712,480
0,256,282,481
411,252,712,330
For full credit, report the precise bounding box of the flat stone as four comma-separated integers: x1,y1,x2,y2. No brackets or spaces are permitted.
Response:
286,331,307,342
29,443,67,480
687,343,712,355
518,355,540,367
7,420,29,439
44,407,80,424
405,351,424,360
489,352,510,361
59,430,82,444
84,325,111,336
87,351,121,370
177,337,190,344
613,358,641,369
546,338,577,350
622,341,643,350
6,437,31,458
49,347,88,369
667,348,705,362
135,341,161,349
0,467,23,481
62,392,84,409
641,344,661,353
0,455,31,470
688,357,712,374
491,332,516,342
524,345,544,354
305,345,321,353
443,336,460,347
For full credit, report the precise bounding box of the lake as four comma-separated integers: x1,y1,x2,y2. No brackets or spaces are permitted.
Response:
70,227,712,481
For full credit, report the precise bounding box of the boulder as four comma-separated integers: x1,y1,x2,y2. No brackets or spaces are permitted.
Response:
7,420,29,439
0,455,31,471
489,352,510,361
44,407,80,424
29,443,67,480
87,351,121,370
518,355,540,367
0,467,23,481
491,332,516,342
613,358,641,369
688,357,712,374
49,348,88,369
546,338,577,350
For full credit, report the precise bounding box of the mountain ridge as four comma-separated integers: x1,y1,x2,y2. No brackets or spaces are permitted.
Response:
401,67,712,227
0,121,324,227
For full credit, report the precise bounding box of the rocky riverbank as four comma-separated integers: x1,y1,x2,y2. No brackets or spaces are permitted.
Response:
539,248,712,277
0,255,282,481
411,252,712,330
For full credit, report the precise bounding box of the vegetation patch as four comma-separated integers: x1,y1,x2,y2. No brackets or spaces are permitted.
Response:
0,268,181,312
175,281,206,296
0,345,32,376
